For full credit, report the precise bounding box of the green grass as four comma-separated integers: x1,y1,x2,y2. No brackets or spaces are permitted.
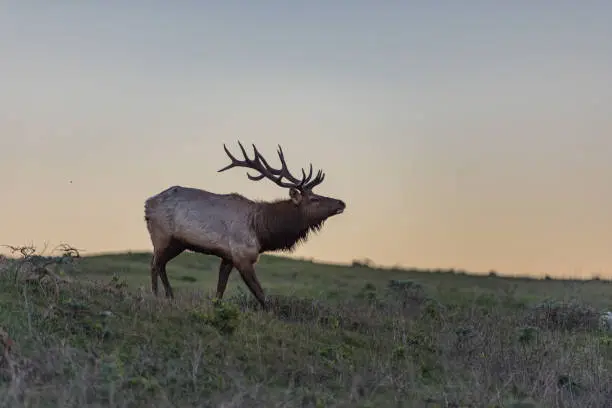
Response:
1,250,612,407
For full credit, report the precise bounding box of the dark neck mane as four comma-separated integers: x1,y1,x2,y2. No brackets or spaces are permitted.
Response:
252,199,324,253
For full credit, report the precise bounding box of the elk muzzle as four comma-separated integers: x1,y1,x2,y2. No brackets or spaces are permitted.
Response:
334,200,346,215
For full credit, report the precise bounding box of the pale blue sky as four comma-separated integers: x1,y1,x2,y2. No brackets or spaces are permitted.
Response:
1,2,611,277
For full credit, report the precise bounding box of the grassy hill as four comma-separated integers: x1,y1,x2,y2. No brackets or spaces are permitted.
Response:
1,249,611,407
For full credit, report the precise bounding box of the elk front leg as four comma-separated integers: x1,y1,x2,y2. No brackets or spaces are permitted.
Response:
234,261,268,311
216,259,233,299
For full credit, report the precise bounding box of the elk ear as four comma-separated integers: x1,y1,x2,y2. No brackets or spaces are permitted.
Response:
289,188,302,205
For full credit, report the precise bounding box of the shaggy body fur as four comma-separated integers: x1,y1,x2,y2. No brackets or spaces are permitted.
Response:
145,183,344,308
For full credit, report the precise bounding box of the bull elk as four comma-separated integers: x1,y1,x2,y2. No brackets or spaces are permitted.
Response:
144,142,346,310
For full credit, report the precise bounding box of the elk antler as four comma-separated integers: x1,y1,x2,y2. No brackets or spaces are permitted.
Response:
218,142,326,191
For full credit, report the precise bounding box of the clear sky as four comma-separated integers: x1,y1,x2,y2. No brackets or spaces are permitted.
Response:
1,2,611,278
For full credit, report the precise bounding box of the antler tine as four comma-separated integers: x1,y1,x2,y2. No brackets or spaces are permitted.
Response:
217,142,260,178
252,143,310,187
218,141,265,180
303,169,326,190
248,144,299,186
236,142,268,181
247,144,284,177
274,145,307,185
217,144,240,172
248,144,276,181
301,163,314,185
218,141,327,191
218,141,300,189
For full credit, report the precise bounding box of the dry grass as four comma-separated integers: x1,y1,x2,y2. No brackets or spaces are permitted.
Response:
0,248,611,407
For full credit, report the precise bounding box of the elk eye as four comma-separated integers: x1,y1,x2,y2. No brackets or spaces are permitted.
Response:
311,197,320,203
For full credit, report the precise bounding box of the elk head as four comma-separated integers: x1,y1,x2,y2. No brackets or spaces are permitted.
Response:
218,142,346,225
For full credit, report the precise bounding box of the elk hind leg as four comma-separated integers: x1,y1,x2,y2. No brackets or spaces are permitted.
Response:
216,259,233,299
150,254,158,295
152,241,184,299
